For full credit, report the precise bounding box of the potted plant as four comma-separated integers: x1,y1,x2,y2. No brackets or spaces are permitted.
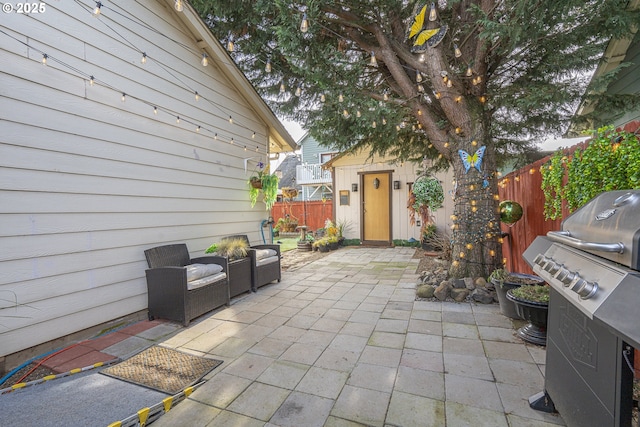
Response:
297,232,314,251
506,284,550,346
248,161,279,210
275,215,298,233
313,237,332,252
206,237,251,298
489,268,545,319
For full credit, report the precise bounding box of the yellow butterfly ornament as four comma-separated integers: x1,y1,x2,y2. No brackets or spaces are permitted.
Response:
408,3,448,53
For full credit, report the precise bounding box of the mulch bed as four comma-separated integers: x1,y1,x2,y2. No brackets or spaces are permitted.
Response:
1,363,57,389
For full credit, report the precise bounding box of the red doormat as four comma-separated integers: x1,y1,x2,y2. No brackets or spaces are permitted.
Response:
101,346,222,394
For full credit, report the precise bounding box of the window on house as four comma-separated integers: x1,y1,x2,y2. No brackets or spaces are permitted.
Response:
320,152,338,164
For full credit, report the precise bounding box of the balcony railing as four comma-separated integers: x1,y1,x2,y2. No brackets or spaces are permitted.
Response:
296,164,332,185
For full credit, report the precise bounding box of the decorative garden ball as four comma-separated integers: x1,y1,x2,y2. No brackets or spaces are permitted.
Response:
499,200,523,225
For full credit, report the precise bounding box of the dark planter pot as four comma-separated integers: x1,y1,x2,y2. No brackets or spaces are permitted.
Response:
329,242,339,251
318,245,330,253
506,289,549,346
492,273,544,319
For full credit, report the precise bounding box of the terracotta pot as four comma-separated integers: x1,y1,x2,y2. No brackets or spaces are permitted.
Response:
250,178,262,189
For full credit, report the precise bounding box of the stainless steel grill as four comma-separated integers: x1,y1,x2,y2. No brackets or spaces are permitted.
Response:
523,190,640,427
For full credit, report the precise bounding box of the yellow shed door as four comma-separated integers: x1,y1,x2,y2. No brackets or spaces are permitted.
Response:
362,172,391,244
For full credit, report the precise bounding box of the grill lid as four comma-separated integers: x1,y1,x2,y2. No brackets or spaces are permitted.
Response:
547,190,640,270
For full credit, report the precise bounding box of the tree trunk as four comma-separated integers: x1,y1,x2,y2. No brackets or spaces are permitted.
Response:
447,126,503,279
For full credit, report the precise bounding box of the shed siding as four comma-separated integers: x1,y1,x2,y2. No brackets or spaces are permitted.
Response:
331,153,454,242
0,1,275,357
604,32,640,126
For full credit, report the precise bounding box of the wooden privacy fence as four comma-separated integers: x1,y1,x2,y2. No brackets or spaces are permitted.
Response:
498,120,640,274
271,200,334,232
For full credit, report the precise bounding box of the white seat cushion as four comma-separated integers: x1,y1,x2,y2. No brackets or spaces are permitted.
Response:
254,249,277,261
186,263,223,281
256,256,279,267
187,272,226,290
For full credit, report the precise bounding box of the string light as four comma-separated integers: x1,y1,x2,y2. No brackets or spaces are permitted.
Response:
196,125,201,132
454,44,462,58
342,109,350,118
265,59,272,73
356,110,361,118
455,96,462,103
339,93,344,102
93,1,102,16
41,53,48,65
295,86,302,97
194,91,199,101
372,120,377,128
201,53,208,67
300,13,309,33
121,92,126,102
416,70,423,83
176,116,180,123
228,115,233,124
89,76,94,86
252,131,256,139
141,52,147,64
227,36,234,52
320,93,326,103
447,79,453,88
153,106,157,115
383,92,389,101
382,116,387,125
435,92,441,99
370,51,377,67
174,0,183,12
279,82,286,93
479,95,487,103
418,53,426,63
428,2,437,21
230,137,234,144
466,66,473,77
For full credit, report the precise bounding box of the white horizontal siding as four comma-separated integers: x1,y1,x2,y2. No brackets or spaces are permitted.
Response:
0,0,276,357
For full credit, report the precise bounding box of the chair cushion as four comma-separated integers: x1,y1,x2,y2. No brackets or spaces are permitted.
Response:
256,256,279,267
186,263,223,281
254,249,277,261
187,272,226,291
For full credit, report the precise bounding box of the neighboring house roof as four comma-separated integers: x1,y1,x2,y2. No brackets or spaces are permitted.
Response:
173,1,296,153
274,154,301,189
568,0,640,135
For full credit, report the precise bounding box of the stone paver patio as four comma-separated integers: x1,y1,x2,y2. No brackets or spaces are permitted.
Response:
152,247,565,426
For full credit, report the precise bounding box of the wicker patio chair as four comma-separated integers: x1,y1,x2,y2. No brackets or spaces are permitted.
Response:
223,235,281,292
144,243,230,326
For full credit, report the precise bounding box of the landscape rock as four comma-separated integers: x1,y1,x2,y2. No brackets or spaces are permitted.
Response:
475,277,487,288
464,277,475,290
434,281,452,301
452,279,466,289
450,288,470,302
416,284,436,299
471,288,495,304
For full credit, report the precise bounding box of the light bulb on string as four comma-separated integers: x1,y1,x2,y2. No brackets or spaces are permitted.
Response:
338,93,344,103
121,92,126,102
416,70,422,83
194,91,199,101
279,82,286,93
356,110,361,118
295,86,302,97
466,66,473,77
447,79,452,88
174,0,183,12
435,92,441,99
265,59,272,73
454,44,462,58
252,131,256,139
228,116,233,124
382,116,387,125
383,92,389,101
41,54,48,65
227,36,234,52
300,13,309,33
372,120,377,128
418,53,426,63
153,106,157,115
141,52,147,64
196,125,201,132
320,93,326,103
201,53,208,66
89,76,94,86
244,146,247,151
176,116,180,124
255,146,259,152
417,84,424,92
214,133,218,140
370,51,377,67
428,2,437,21
342,109,350,119
93,1,102,16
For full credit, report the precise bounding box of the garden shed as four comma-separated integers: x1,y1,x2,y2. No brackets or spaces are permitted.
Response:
0,0,295,371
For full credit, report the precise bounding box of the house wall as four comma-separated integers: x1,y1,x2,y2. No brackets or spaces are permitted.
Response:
331,154,454,241
0,1,277,359
299,134,336,201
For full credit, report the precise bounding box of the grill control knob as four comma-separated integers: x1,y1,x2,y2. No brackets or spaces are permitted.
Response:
533,254,545,265
544,261,560,275
570,279,599,299
555,268,575,286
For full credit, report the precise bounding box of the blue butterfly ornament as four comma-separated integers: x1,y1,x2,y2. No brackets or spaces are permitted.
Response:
458,146,486,173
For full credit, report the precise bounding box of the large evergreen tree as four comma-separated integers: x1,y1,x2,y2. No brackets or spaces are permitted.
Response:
191,0,640,278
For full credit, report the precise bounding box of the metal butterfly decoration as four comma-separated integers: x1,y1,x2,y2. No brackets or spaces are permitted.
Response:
458,146,486,174
407,4,447,53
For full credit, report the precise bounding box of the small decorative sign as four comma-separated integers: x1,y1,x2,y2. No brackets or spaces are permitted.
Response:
340,190,350,206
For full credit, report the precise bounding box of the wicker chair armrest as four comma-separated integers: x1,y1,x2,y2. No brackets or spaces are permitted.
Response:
145,266,188,289
250,244,281,256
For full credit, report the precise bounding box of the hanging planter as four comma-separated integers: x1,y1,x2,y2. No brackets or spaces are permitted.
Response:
250,178,263,189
